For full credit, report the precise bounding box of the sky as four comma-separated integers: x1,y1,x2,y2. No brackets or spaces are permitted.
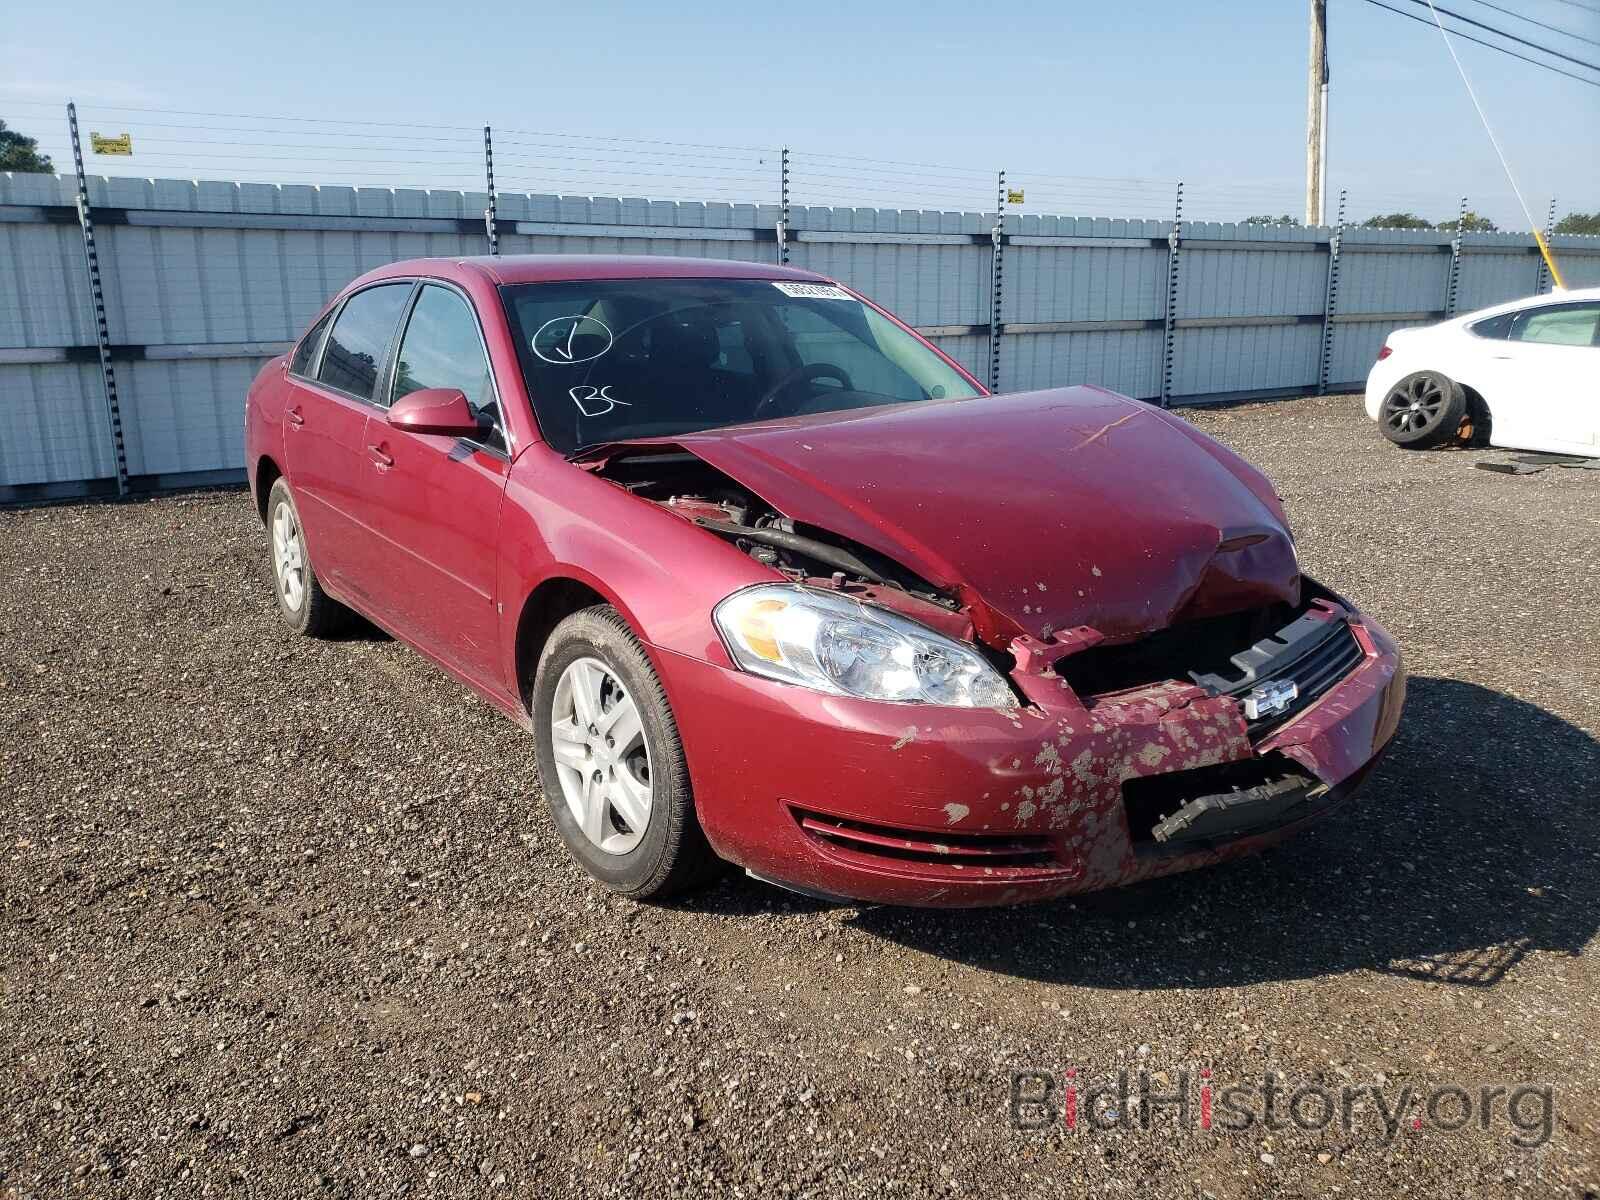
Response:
3,0,1597,229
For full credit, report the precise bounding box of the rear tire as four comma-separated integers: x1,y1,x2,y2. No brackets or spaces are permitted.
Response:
1378,370,1467,449
531,605,722,900
266,478,349,636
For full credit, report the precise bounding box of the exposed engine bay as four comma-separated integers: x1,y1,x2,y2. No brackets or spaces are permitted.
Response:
590,450,968,628
584,441,1365,750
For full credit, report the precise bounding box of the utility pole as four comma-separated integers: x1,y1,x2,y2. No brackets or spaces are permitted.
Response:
1306,0,1329,227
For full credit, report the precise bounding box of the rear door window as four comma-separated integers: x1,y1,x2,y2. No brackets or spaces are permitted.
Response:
317,283,413,401
1510,303,1600,347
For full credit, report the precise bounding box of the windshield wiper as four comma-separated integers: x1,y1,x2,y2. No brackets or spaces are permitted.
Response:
566,439,696,466
565,441,619,462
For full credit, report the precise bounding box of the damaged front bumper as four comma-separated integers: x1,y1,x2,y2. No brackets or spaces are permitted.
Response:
656,606,1405,908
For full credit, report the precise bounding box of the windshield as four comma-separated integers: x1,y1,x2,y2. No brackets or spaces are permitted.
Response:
500,278,981,453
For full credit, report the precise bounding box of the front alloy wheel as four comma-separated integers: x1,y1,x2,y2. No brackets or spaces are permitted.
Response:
531,605,721,898
550,657,653,855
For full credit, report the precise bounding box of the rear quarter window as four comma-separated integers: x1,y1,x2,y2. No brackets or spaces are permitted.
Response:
1468,312,1515,339
288,310,333,377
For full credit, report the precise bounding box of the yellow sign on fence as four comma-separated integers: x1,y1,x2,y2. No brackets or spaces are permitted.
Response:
1006,188,1025,205
89,132,133,156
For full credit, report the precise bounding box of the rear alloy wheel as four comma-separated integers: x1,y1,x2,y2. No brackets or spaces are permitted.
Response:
531,605,722,899
265,478,349,636
1379,370,1467,449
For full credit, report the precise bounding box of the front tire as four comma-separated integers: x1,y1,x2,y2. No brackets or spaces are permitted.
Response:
531,605,721,899
1379,370,1467,449
266,478,349,636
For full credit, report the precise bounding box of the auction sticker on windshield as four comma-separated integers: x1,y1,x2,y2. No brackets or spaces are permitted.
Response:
771,282,854,301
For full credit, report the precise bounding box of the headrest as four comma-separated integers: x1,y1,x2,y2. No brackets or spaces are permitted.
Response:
648,311,720,370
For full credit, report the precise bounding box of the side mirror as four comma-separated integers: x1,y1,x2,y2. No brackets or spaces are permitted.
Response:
387,388,485,438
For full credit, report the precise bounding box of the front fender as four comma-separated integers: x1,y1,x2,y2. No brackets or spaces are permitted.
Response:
494,447,780,692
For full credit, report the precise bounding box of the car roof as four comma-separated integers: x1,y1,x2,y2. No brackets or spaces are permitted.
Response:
353,254,833,288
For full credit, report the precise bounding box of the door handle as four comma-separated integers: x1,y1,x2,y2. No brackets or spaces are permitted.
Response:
367,444,394,469
286,404,305,427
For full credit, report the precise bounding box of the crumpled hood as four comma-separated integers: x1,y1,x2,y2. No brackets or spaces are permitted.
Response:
664,386,1301,647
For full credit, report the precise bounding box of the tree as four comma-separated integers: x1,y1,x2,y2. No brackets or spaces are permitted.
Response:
1438,211,1498,233
1554,211,1600,235
0,118,54,173
1242,214,1301,226
1360,212,1432,230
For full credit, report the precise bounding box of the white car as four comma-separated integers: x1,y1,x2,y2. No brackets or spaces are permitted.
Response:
1364,287,1600,454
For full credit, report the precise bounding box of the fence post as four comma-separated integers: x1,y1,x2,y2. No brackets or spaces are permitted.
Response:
987,170,1006,392
1533,197,1556,294
1159,181,1183,408
777,147,790,266
1317,188,1346,395
67,102,129,497
1443,195,1467,318
482,126,500,256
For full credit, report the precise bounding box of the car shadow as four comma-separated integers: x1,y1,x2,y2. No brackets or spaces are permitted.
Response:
833,676,1599,989
325,615,392,644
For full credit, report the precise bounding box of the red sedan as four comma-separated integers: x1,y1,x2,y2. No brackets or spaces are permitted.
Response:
244,255,1405,907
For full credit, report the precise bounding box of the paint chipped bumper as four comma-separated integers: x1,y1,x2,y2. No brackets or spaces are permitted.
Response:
654,613,1404,908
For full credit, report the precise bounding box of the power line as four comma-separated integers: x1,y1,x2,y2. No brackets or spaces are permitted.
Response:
1425,0,1539,229
1544,0,1600,15
1460,0,1600,48
1420,0,1563,283
1355,0,1600,84
58,102,481,132
1387,0,1600,70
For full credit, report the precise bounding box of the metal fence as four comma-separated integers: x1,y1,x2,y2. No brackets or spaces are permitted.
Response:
3,162,1598,502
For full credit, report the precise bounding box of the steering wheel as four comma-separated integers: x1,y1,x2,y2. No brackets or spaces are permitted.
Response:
752,362,855,421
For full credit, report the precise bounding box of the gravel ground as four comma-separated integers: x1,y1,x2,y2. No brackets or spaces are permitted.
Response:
3,394,1597,1199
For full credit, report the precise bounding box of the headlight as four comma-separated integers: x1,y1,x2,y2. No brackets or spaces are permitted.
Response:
714,584,1018,709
